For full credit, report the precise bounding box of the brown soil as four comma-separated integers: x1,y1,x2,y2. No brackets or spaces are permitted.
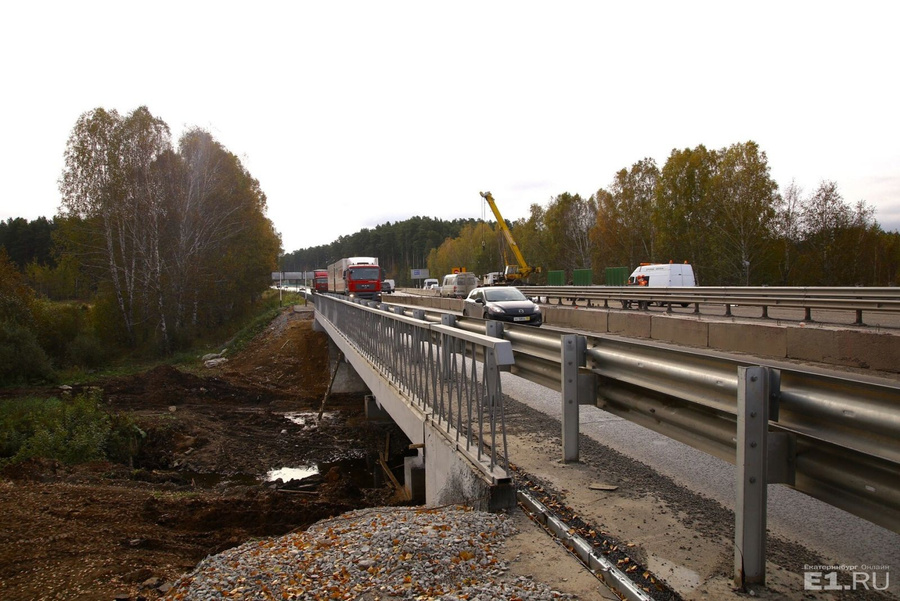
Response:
0,307,411,601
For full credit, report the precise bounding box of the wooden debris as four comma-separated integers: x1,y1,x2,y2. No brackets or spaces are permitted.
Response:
588,482,619,491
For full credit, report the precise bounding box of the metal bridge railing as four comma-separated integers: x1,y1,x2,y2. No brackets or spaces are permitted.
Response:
381,299,900,587
314,293,514,477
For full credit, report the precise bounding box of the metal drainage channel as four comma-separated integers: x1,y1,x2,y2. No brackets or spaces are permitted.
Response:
517,489,656,601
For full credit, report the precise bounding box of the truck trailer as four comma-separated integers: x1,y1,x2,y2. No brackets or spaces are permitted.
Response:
327,257,382,300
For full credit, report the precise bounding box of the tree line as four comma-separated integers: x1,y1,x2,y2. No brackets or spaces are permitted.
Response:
280,216,480,286
281,142,897,288
0,106,280,383
3,132,897,384
431,142,899,286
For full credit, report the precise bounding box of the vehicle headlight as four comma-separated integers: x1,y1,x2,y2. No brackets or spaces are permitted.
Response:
486,305,505,314
533,305,541,313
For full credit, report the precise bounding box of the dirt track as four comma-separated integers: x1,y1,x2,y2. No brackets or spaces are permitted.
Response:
0,308,411,601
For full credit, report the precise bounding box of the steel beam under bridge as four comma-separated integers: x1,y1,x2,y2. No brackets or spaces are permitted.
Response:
313,293,516,511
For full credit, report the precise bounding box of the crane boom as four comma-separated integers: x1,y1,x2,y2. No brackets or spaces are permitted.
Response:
479,191,538,282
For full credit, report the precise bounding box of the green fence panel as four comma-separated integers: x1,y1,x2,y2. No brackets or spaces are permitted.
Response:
605,267,628,286
573,269,593,286
547,270,566,286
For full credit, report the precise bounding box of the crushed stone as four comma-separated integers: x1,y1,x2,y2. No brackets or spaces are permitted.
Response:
164,505,574,600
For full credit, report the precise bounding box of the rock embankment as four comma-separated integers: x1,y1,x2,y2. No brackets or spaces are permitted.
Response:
164,505,573,600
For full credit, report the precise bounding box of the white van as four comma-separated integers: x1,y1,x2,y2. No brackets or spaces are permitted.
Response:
627,263,696,287
440,273,479,298
423,278,439,290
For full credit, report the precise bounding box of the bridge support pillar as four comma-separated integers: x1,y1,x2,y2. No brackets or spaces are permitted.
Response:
404,453,426,504
364,395,391,421
326,340,369,394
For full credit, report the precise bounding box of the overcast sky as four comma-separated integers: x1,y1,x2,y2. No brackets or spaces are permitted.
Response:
2,1,898,253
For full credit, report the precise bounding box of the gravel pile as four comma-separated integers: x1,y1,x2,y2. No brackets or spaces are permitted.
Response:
164,505,574,600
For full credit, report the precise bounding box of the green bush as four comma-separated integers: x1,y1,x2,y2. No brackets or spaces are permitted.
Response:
12,392,109,464
0,397,55,458
30,299,86,363
0,390,144,467
66,333,109,369
0,321,55,385
104,411,145,466
90,291,132,347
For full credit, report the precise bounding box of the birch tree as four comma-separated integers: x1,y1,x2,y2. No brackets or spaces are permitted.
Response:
798,181,878,285
708,141,779,285
591,158,659,270
542,193,596,276
59,109,279,350
59,107,171,345
773,180,804,284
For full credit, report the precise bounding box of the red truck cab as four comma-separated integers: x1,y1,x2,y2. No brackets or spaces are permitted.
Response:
313,269,328,292
327,257,382,300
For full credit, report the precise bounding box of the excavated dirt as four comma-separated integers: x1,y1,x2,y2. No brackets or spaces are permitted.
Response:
0,307,411,601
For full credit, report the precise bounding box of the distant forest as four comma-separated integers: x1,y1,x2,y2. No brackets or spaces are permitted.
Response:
280,216,479,286
282,142,900,287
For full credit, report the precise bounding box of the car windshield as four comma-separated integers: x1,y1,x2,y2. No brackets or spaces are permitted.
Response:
483,288,527,302
349,267,380,280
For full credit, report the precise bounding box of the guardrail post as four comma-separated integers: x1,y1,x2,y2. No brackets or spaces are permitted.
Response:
485,320,504,339
562,334,589,462
735,365,772,589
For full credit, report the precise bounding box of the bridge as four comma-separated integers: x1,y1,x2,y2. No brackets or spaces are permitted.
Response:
310,290,899,596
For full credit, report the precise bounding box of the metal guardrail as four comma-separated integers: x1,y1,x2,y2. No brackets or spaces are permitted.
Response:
314,293,514,478
517,285,900,325
374,298,900,586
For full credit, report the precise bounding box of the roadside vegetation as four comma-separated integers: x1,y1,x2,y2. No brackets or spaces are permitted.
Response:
1,106,283,386
282,142,900,288
0,390,145,468
0,288,302,468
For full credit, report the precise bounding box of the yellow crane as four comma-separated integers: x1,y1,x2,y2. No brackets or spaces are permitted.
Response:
479,191,540,283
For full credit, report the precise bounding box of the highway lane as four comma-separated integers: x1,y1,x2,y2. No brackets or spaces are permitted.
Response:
399,286,900,328
532,297,900,330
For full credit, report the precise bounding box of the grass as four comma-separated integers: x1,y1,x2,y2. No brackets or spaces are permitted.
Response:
0,290,308,470
0,390,144,467
49,289,308,384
